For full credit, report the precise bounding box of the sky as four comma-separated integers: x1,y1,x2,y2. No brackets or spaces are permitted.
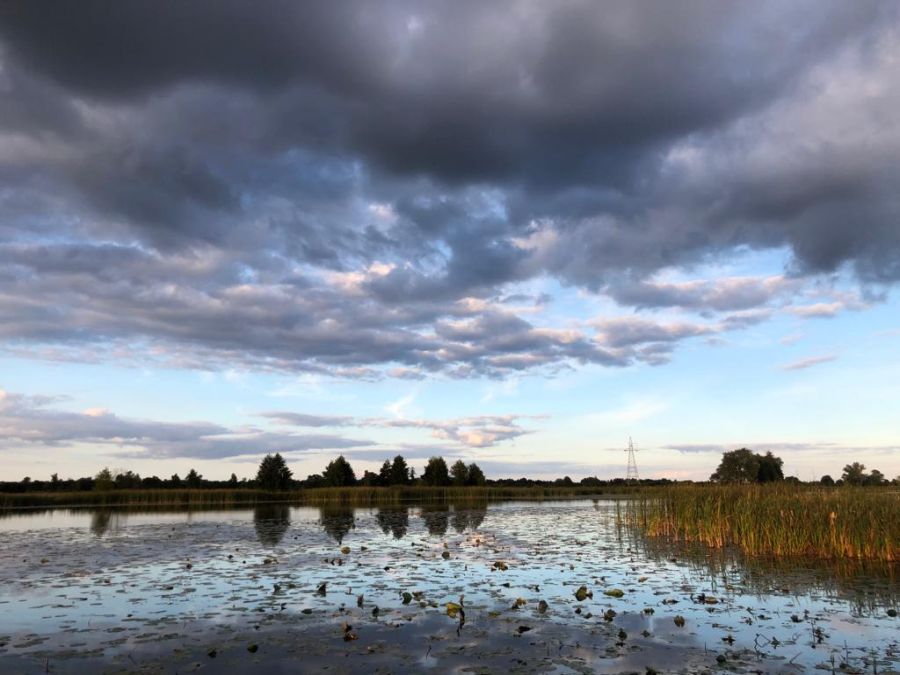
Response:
0,1,898,482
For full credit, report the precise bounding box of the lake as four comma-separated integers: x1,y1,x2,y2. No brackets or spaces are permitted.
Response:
0,499,896,673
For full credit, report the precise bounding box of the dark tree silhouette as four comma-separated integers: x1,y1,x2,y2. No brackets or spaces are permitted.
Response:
466,463,486,486
756,451,784,483
842,462,867,486
378,459,392,485
185,468,203,488
323,455,356,487
389,455,411,485
711,449,760,483
450,459,469,486
422,456,451,486
94,467,114,491
256,453,293,490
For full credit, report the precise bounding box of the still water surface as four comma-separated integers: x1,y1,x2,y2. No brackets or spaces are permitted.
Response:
0,500,896,673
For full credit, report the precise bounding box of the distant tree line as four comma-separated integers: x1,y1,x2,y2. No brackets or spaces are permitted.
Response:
710,448,897,486
3,450,895,493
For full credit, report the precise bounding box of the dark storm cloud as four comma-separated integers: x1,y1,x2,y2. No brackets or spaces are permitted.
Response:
0,1,898,376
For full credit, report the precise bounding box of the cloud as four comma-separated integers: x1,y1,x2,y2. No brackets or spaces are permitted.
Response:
0,389,372,459
606,275,797,312
667,441,898,455
0,2,897,378
779,354,839,371
261,410,536,448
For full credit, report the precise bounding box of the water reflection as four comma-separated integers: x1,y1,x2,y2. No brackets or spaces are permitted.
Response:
420,505,449,536
624,522,899,612
253,504,291,546
375,506,408,539
451,503,486,533
318,505,355,543
89,509,125,537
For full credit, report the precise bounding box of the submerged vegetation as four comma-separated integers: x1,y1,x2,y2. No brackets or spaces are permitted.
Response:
627,484,899,561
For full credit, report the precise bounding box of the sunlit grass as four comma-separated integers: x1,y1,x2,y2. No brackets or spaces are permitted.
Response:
626,484,898,561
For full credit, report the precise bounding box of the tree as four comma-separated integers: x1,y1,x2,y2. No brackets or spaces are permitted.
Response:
450,460,469,486
228,473,238,487
359,470,380,486
185,469,203,489
94,467,114,491
466,463,486,486
422,457,451,486
389,455,411,486
256,453,293,490
114,470,142,489
323,455,357,487
820,474,835,486
170,473,182,488
50,473,60,490
756,451,784,483
710,449,760,483
378,460,392,486
841,462,867,486
864,469,886,486
304,473,326,488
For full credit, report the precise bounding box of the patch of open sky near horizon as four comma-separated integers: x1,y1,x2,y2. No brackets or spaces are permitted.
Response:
1,245,898,483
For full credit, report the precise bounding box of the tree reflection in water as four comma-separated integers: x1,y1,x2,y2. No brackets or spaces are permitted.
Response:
450,502,486,533
254,504,291,547
420,505,449,536
319,505,355,544
90,509,117,537
375,507,408,539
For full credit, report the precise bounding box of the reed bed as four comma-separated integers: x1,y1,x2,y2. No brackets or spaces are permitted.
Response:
0,485,616,510
626,485,899,561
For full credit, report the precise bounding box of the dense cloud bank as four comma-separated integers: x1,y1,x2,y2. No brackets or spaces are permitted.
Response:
1,1,897,376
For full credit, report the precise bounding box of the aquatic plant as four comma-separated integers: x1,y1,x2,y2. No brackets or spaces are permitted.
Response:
627,484,898,561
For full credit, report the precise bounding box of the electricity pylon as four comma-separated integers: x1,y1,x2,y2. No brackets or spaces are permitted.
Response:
625,436,639,481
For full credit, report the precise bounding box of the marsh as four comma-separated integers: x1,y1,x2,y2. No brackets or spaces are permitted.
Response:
0,500,896,674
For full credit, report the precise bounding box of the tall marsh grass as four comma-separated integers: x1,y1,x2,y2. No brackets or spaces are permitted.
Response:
626,485,898,561
0,485,616,510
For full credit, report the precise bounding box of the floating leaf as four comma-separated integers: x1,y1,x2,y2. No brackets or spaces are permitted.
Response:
247,644,258,653
446,602,463,618
604,589,624,598
402,592,413,605
537,600,549,613
340,546,350,555
574,586,592,601
674,615,685,627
